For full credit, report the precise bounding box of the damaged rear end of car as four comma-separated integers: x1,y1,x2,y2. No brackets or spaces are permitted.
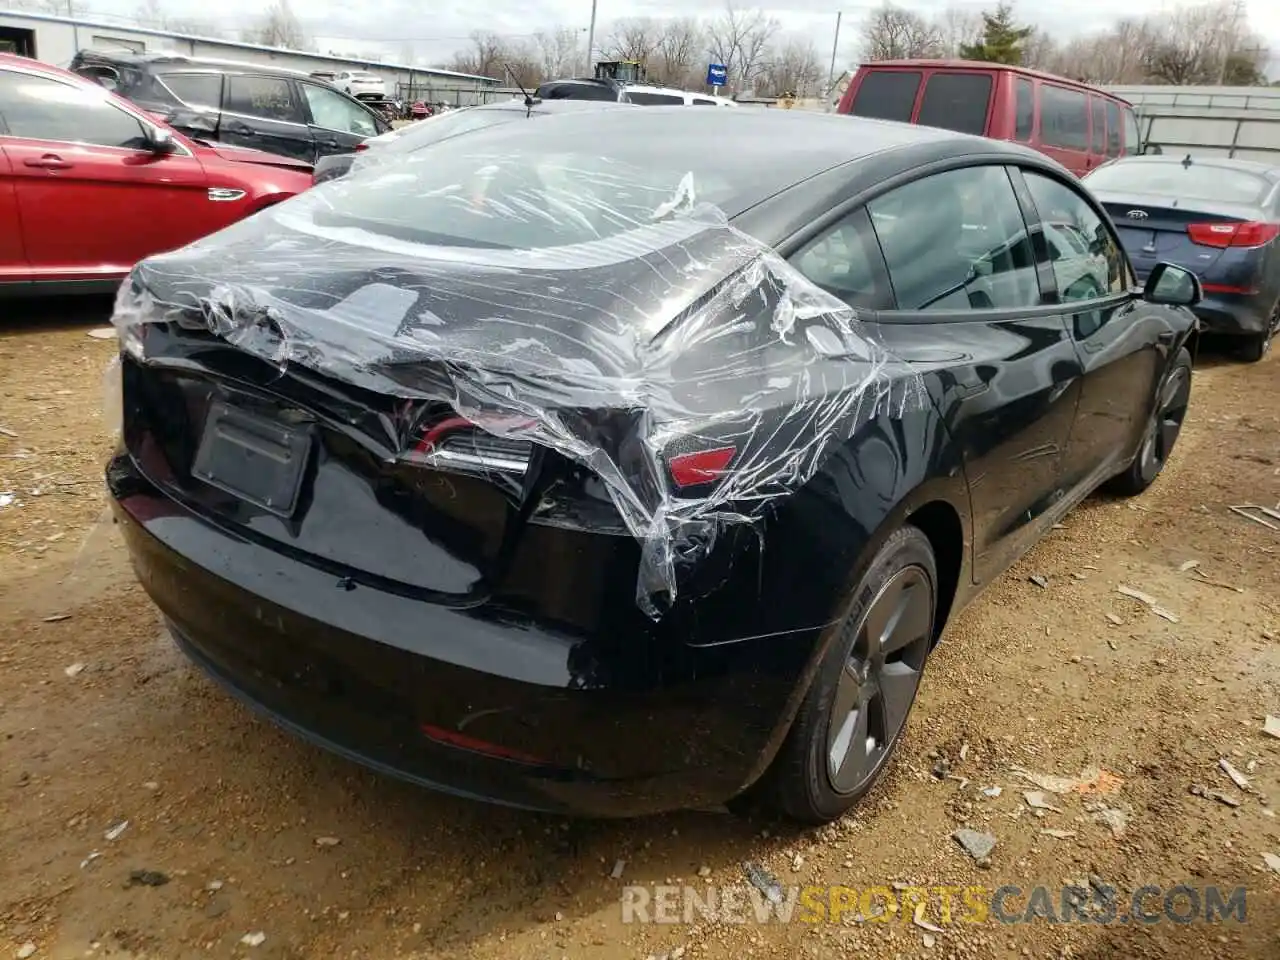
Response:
104,117,923,815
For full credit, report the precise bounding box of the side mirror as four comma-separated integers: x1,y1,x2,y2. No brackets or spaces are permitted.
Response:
1143,261,1202,307
146,127,178,155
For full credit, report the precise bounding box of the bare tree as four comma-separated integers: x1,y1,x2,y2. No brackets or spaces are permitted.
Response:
860,4,943,61
9,0,86,14
534,27,582,80
605,18,662,63
931,7,980,58
653,18,706,88
241,0,309,50
449,31,509,79
706,2,780,92
759,37,823,97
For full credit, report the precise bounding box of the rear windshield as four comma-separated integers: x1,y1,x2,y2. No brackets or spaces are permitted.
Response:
1086,162,1270,204
535,82,617,102
850,70,920,122
915,73,992,136
381,107,525,154
628,91,685,105
306,120,789,251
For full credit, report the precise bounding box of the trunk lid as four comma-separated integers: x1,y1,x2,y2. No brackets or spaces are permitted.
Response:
1095,190,1262,280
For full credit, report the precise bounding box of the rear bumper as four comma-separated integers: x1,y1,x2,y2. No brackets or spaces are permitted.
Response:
106,449,818,816
1193,291,1275,337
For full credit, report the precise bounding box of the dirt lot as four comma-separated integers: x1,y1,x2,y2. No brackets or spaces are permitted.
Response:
2,301,1279,960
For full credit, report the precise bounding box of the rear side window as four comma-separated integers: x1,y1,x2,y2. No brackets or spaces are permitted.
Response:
691,98,718,106
850,71,920,122
1104,101,1121,157
916,73,992,136
225,75,302,123
867,165,1040,312
1090,97,1106,154
1014,79,1033,141
1040,85,1088,150
160,72,220,110
627,91,685,105
1121,107,1140,154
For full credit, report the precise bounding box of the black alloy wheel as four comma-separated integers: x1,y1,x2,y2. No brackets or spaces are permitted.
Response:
1109,346,1193,496
764,525,936,824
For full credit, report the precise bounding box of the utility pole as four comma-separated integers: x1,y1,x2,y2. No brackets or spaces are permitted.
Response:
584,0,598,78
825,10,842,112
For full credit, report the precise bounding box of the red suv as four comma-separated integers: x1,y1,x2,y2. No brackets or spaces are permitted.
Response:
0,54,313,296
837,61,1141,178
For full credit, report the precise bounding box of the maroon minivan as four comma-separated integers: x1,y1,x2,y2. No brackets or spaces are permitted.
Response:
837,60,1142,177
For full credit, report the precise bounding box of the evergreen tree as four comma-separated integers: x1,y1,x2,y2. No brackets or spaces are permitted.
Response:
959,3,1033,65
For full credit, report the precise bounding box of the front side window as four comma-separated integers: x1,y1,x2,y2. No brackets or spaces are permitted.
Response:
1022,170,1126,300
1040,85,1088,151
301,82,377,136
1104,101,1121,157
224,75,302,123
850,71,921,122
915,73,993,136
1014,79,1033,142
868,165,1040,312
0,70,148,148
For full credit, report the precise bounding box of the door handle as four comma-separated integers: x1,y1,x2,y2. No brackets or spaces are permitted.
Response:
24,154,72,170
228,123,256,136
321,139,341,148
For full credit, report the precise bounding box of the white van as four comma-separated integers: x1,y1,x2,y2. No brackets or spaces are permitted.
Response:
623,85,737,107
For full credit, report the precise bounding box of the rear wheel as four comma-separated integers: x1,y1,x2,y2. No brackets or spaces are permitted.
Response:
763,526,936,824
1108,346,1192,496
1238,304,1277,363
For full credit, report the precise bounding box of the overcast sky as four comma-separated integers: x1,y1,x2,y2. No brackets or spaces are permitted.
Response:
69,0,1280,72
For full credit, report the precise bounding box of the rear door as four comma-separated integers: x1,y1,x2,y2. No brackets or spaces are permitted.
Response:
845,69,922,123
1036,83,1091,175
0,67,214,279
913,71,994,137
298,80,382,157
1017,168,1158,489
219,73,315,163
794,163,1082,584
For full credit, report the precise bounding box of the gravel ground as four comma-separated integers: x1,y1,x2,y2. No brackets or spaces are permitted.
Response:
2,300,1278,960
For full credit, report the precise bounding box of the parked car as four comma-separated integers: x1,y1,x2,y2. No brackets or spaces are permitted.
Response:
623,84,736,106
106,109,1199,822
1084,154,1280,361
334,70,386,101
68,50,391,165
533,77,630,102
0,53,312,296
837,60,1141,177
311,98,634,184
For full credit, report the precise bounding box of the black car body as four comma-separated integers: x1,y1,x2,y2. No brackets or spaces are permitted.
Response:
105,109,1200,821
312,98,633,184
69,50,391,165
1085,155,1280,361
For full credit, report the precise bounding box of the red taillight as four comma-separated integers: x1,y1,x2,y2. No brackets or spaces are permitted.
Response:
419,723,550,765
354,141,370,152
668,446,736,488
1186,221,1280,248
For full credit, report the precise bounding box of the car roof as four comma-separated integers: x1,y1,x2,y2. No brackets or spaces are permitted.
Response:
858,59,1134,101
72,49,316,80
481,98,633,114
399,107,1043,221
1103,154,1280,181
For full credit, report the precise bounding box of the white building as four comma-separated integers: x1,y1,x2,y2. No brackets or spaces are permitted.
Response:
0,8,501,104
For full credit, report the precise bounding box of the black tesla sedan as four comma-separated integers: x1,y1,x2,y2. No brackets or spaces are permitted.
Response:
1084,154,1280,362
105,109,1200,823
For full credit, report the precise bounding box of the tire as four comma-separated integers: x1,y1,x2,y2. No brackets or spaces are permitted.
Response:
1108,346,1192,497
762,525,937,824
1239,301,1279,363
